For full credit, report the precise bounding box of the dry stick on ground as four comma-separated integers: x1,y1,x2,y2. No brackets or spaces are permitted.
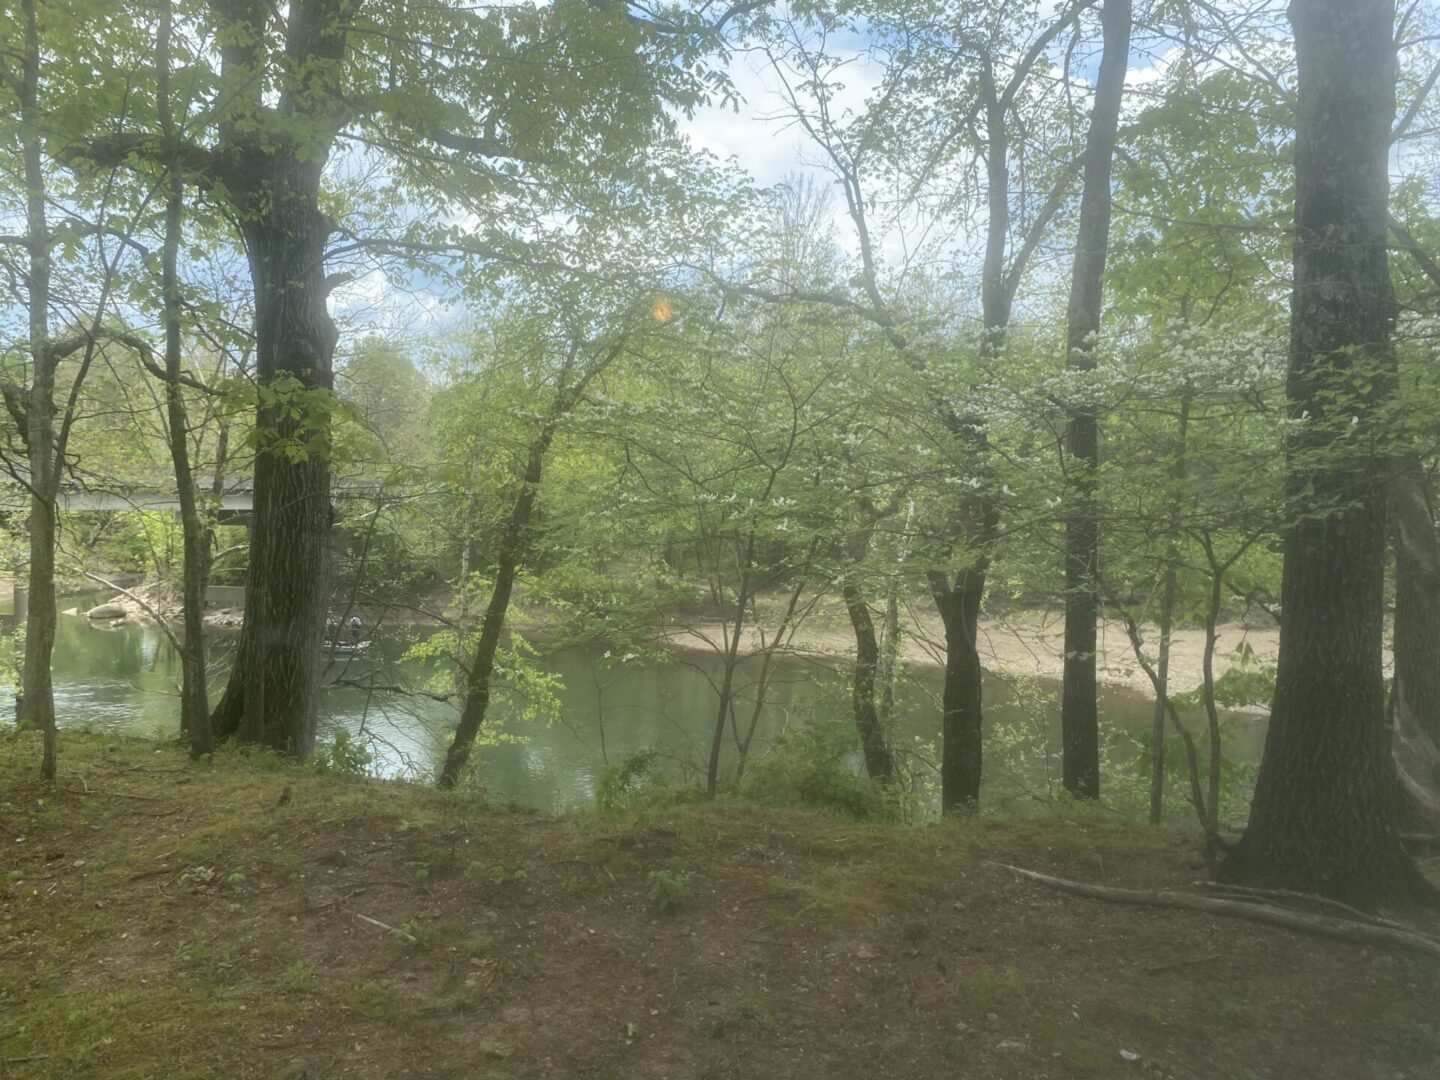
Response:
989,863,1440,962
347,909,419,945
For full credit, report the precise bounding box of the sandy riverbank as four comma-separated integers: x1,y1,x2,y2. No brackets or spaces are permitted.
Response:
657,604,1284,700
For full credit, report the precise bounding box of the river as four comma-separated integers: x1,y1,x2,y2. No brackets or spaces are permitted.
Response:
0,594,1267,820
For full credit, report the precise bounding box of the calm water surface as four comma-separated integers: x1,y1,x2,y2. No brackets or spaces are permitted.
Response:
0,595,1267,817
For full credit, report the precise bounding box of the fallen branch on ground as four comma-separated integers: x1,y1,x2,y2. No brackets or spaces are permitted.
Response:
988,862,1440,963
346,909,419,945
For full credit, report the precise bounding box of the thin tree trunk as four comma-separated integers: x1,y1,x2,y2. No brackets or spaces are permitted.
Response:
735,539,817,781
436,336,622,789
1148,562,1177,824
844,582,896,781
1060,0,1131,800
158,0,212,754
15,0,57,782
706,552,753,798
438,419,559,789
1221,0,1433,908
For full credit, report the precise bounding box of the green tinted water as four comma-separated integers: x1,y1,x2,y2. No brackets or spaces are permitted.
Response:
1,599,1267,816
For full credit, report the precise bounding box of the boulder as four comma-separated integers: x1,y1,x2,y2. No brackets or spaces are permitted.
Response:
86,603,127,620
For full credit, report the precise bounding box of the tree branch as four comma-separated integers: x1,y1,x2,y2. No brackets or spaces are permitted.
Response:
992,863,1440,961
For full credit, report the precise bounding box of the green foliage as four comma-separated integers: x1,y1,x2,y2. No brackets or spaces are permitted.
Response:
1174,642,1276,712
742,719,898,822
594,749,694,818
308,730,374,778
646,868,694,913
249,375,374,467
403,629,562,739
393,917,429,948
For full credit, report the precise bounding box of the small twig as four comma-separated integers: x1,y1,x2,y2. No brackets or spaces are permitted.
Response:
346,909,418,944
302,887,368,913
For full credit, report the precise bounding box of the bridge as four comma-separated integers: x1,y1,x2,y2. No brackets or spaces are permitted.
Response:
1,477,396,528
3,476,413,614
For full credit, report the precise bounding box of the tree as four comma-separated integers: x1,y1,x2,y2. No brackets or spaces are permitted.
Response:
69,0,739,757
754,0,1097,808
439,314,631,789
1059,0,1131,800
0,0,139,779
1220,0,1434,908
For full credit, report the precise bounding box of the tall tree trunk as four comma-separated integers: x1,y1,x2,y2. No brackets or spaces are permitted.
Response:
919,66,1017,811
214,177,338,757
1389,455,1440,829
1060,0,1131,799
158,0,212,754
208,0,348,757
1221,0,1432,907
14,0,58,782
436,339,618,788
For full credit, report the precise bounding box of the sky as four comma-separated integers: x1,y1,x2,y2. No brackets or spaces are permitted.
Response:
326,9,1251,349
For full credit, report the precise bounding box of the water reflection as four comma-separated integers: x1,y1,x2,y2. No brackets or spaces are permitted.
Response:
0,597,1267,816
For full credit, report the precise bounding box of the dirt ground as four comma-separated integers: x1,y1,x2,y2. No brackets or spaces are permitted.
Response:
659,603,1283,700
2,732,1436,1080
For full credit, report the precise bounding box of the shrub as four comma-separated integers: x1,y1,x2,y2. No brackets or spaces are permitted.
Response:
646,868,694,913
309,729,373,777
742,719,897,821
594,748,694,817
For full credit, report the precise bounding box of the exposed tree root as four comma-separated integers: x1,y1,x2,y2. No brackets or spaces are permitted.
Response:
1194,880,1428,936
989,862,1440,963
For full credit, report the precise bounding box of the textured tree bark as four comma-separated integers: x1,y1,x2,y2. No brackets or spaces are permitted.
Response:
1389,456,1440,830
931,569,985,808
1060,0,1131,800
1220,0,1433,908
843,581,896,781
208,0,349,757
